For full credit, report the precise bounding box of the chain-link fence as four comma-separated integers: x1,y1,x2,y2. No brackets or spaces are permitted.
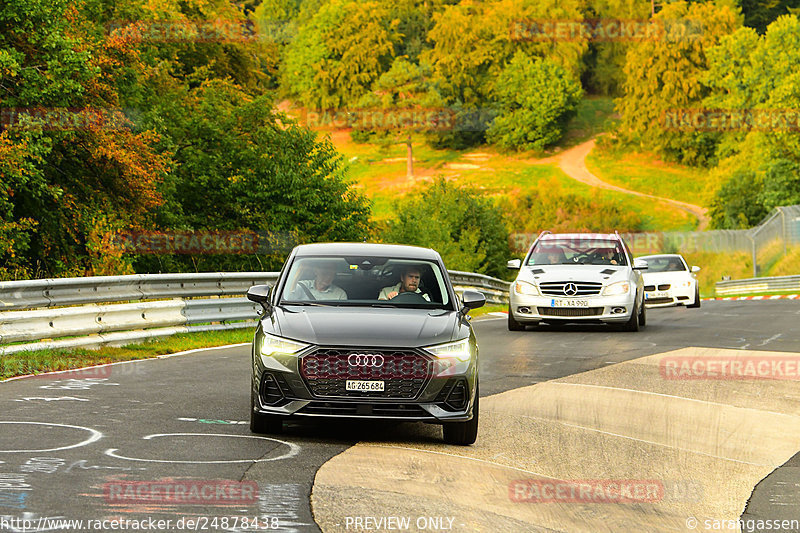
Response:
509,204,800,278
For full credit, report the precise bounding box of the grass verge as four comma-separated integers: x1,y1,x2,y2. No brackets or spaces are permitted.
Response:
585,144,712,208
0,328,252,381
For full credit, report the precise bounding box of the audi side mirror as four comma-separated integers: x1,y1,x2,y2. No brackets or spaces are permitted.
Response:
247,284,273,312
461,290,486,311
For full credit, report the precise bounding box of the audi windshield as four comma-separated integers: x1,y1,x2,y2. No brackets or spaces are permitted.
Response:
278,255,454,309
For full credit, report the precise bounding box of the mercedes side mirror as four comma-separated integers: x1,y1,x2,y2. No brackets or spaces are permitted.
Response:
507,259,521,270
633,259,649,270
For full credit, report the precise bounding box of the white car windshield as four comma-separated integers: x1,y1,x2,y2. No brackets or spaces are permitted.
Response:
640,256,687,272
279,256,452,308
527,239,627,266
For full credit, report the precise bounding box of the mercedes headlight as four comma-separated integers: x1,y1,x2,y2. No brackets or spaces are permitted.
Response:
514,280,541,296
602,281,630,296
259,333,309,358
424,339,473,362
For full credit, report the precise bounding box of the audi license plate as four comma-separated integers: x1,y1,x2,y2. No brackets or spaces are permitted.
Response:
346,380,385,392
551,299,589,308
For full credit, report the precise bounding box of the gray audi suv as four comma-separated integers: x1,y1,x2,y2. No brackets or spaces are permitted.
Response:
246,243,485,445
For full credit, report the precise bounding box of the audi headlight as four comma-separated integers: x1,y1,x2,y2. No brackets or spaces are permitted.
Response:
603,281,630,296
259,333,309,358
424,339,472,362
514,280,540,296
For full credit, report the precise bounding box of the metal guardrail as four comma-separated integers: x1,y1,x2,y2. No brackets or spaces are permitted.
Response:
449,270,510,306
0,271,509,354
0,272,279,310
715,275,800,296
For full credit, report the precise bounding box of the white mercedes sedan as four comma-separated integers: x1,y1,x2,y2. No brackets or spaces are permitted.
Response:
637,254,701,308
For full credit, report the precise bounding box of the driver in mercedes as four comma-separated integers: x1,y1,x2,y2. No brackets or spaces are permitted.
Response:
378,265,430,301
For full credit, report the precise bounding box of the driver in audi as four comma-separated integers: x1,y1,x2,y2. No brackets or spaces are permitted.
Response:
378,265,430,301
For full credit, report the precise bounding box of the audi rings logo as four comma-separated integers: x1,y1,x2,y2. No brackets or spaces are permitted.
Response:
348,353,385,367
563,283,578,296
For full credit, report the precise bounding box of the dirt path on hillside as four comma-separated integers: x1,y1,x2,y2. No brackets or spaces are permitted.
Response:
557,139,710,231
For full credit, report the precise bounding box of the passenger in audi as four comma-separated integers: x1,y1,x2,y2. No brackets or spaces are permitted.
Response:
289,261,348,300
378,265,430,301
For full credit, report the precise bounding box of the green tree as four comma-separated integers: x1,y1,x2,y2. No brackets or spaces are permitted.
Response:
282,0,401,109
1,0,170,277
581,0,652,95
740,0,800,33
487,52,583,151
705,15,800,227
382,178,509,279
423,0,587,148
616,1,742,165
351,58,445,178
134,80,372,273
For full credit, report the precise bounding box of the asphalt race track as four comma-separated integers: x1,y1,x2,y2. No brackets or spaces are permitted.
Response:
1,300,799,532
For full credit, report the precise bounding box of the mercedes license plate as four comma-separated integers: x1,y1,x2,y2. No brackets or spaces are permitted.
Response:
551,299,589,308
346,380,385,392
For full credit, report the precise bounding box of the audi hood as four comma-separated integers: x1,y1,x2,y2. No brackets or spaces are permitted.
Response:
267,306,463,347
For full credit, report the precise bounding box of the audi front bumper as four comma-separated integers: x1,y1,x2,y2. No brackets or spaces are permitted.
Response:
251,343,478,423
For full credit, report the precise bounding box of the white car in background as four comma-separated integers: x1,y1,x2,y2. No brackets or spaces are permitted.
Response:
507,232,648,331
637,254,701,308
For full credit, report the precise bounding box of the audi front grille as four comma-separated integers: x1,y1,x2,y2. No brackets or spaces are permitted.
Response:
539,281,603,296
300,348,433,399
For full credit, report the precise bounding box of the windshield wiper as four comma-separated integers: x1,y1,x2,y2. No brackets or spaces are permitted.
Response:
280,301,328,307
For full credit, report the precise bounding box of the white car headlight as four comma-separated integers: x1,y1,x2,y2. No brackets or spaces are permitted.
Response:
424,339,472,362
260,333,309,358
603,281,630,296
514,280,540,296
